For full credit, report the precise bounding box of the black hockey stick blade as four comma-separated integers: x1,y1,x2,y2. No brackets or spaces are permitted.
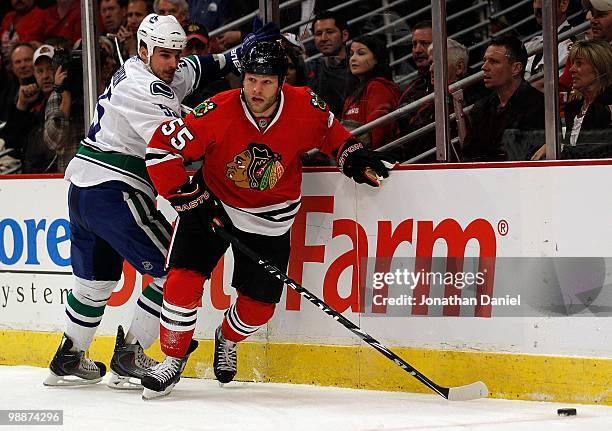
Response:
210,221,489,401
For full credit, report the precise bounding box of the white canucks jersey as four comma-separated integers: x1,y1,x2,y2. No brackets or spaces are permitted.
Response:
65,55,206,198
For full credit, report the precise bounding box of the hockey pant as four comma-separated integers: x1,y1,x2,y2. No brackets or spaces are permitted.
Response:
66,182,172,351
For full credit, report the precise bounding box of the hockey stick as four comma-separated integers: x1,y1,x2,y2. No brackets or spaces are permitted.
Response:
210,221,488,401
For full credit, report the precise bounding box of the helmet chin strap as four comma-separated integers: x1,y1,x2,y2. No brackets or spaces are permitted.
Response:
139,45,154,74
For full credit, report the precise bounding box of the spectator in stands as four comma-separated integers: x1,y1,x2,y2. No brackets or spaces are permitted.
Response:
285,46,308,87
43,0,81,44
154,0,189,28
281,32,305,55
0,42,34,122
98,36,119,93
559,0,612,92
116,0,151,57
341,35,400,150
181,23,230,107
462,36,545,161
182,22,210,56
585,0,612,42
126,0,150,32
563,40,612,151
395,38,470,163
188,0,225,31
524,0,573,90
43,35,121,173
397,20,433,135
44,61,81,173
1,0,46,63
4,44,57,173
307,10,357,116
100,0,127,35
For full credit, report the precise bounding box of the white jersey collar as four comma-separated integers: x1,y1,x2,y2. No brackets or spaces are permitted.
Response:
240,88,285,134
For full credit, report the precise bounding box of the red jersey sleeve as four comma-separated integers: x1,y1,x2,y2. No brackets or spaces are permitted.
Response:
303,88,352,156
145,102,215,198
320,114,353,156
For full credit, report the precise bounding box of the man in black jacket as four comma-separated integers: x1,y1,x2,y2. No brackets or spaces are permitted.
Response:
463,35,545,161
306,10,357,116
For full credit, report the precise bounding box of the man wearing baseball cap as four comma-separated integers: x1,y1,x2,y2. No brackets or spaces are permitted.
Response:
559,0,612,91
183,22,210,56
584,0,612,42
3,44,57,172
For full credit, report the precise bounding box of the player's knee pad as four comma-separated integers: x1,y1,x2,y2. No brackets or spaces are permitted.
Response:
164,268,205,309
71,277,117,304
222,293,276,342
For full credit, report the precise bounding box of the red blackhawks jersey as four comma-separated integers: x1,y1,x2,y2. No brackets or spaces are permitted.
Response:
146,85,352,235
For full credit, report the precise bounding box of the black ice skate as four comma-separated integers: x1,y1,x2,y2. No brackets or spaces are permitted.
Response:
141,339,199,400
44,334,106,386
107,325,159,390
213,325,237,385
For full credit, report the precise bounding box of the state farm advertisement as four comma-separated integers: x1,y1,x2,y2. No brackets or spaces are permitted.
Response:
1,164,612,357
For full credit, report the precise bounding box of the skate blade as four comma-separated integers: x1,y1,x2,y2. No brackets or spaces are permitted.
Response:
218,380,249,388
106,372,143,390
44,371,102,387
142,383,176,400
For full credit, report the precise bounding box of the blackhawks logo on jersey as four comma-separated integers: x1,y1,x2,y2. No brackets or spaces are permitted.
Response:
225,143,285,191
192,100,217,118
308,90,327,111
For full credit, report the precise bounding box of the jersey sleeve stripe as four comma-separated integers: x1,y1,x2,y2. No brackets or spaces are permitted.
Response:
183,55,201,90
145,154,183,167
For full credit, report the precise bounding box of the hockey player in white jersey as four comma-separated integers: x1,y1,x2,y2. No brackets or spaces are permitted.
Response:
44,13,279,389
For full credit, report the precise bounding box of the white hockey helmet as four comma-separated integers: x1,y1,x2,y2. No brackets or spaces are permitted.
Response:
137,13,187,61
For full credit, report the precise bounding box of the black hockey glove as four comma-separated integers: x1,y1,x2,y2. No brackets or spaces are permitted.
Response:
167,170,217,214
337,140,396,187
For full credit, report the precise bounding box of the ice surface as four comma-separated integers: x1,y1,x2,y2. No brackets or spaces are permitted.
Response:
2,366,612,430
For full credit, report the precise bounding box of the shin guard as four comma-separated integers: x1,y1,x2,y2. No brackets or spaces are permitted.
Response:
129,277,165,349
221,294,276,342
160,268,205,357
65,277,117,352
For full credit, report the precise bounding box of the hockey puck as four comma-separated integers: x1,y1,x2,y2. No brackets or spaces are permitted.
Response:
557,408,577,416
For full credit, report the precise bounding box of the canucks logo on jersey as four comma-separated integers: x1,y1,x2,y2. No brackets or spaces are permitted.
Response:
225,143,284,191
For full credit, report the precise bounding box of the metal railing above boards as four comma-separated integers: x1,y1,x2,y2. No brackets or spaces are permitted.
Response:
303,0,489,64
0,148,22,175
384,21,591,163
209,0,304,38
468,9,587,71
300,21,589,162
301,0,412,61
281,0,369,35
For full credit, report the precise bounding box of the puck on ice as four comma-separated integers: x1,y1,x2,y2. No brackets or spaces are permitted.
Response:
557,408,577,416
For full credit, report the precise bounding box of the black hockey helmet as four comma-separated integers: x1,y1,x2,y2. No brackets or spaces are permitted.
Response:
241,40,288,84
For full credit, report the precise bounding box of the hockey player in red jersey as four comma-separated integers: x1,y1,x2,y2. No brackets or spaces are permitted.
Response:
141,40,393,399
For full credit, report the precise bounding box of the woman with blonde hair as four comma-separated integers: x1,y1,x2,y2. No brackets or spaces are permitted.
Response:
564,39,612,147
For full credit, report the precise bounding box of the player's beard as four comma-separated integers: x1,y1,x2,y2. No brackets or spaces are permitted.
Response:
246,92,278,116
